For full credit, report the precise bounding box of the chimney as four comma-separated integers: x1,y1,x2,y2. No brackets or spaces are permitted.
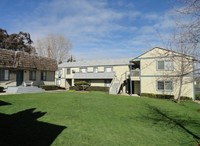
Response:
47,46,51,58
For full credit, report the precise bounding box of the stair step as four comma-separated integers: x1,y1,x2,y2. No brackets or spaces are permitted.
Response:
6,86,45,94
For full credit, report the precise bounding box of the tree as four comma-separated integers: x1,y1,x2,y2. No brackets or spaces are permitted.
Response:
162,0,200,103
35,34,72,64
0,28,35,54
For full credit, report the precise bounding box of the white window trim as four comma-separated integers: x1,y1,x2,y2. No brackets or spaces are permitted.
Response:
156,80,173,91
157,60,174,71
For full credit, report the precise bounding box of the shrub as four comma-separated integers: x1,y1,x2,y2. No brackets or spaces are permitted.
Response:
69,86,109,92
141,93,174,99
195,94,200,100
87,86,109,92
74,81,91,91
180,96,192,100
39,85,64,90
0,87,4,92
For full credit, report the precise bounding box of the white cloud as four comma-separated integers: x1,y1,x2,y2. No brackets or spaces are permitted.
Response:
6,0,183,59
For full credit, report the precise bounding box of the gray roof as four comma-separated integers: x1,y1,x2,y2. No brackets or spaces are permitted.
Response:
59,58,131,68
74,72,115,79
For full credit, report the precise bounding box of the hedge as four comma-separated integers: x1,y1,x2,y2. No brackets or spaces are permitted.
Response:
69,86,109,92
0,87,4,92
195,94,200,100
141,93,192,100
39,85,65,91
141,93,174,99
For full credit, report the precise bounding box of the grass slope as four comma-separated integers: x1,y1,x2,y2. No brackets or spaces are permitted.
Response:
0,91,200,146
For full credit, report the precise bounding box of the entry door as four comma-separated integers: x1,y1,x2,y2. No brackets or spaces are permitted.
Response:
16,70,24,86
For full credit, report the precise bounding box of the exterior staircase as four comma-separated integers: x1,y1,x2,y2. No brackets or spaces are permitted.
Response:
109,81,121,94
5,86,45,94
109,71,129,95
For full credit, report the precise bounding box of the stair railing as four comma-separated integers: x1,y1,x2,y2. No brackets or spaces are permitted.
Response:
109,75,117,94
116,71,130,94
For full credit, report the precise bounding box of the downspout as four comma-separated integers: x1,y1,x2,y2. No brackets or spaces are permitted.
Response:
129,62,133,96
192,62,195,100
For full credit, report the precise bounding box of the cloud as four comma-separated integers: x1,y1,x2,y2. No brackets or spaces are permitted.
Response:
2,0,183,60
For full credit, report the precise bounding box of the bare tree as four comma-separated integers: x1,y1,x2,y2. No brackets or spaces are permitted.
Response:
171,0,200,102
35,34,72,64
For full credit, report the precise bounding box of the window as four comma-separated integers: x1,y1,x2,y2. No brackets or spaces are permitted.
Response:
67,68,71,75
157,60,173,71
94,67,98,73
29,71,36,80
157,61,164,70
80,67,87,73
41,71,46,81
0,69,9,81
105,67,112,72
157,81,173,91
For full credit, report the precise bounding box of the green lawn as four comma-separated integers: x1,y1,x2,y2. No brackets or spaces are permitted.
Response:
0,91,200,146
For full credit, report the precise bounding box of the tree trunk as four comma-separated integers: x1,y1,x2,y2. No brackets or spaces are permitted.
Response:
177,76,183,104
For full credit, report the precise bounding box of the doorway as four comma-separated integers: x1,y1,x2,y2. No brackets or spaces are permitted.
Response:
16,70,24,86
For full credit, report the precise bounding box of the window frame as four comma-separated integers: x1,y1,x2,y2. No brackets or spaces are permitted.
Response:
80,67,87,73
67,68,71,75
157,80,173,91
157,60,173,71
105,66,113,72
29,71,36,81
41,71,47,81
0,69,9,81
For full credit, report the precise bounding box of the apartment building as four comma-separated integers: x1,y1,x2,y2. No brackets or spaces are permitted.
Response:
55,59,130,89
56,47,195,99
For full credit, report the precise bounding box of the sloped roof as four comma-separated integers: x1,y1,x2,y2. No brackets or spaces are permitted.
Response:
59,58,131,68
132,47,195,60
0,49,58,71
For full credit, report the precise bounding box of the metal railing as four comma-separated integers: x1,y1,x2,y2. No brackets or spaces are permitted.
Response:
130,70,140,77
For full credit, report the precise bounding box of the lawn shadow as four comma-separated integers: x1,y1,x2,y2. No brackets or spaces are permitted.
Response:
0,100,11,106
0,106,66,146
139,104,200,145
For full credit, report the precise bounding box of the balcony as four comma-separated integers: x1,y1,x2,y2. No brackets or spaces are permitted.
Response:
130,70,140,80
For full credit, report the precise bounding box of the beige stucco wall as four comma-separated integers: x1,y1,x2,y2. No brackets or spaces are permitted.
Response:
1,70,55,88
141,77,193,98
138,47,194,99
113,65,129,80
28,70,55,86
90,80,105,87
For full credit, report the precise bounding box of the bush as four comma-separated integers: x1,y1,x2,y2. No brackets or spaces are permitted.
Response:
87,86,109,92
69,86,109,92
39,85,65,91
0,87,4,92
180,96,192,100
74,81,91,91
195,94,200,100
141,93,174,99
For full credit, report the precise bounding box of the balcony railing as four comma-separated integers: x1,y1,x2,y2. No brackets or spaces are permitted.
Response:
130,70,140,77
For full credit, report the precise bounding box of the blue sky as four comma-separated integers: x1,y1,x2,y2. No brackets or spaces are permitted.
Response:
0,0,177,60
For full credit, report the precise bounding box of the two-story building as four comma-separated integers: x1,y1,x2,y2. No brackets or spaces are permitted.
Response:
129,47,195,99
55,59,130,90
56,47,195,99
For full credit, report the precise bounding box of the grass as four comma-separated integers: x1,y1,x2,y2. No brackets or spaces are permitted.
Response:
0,91,200,146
